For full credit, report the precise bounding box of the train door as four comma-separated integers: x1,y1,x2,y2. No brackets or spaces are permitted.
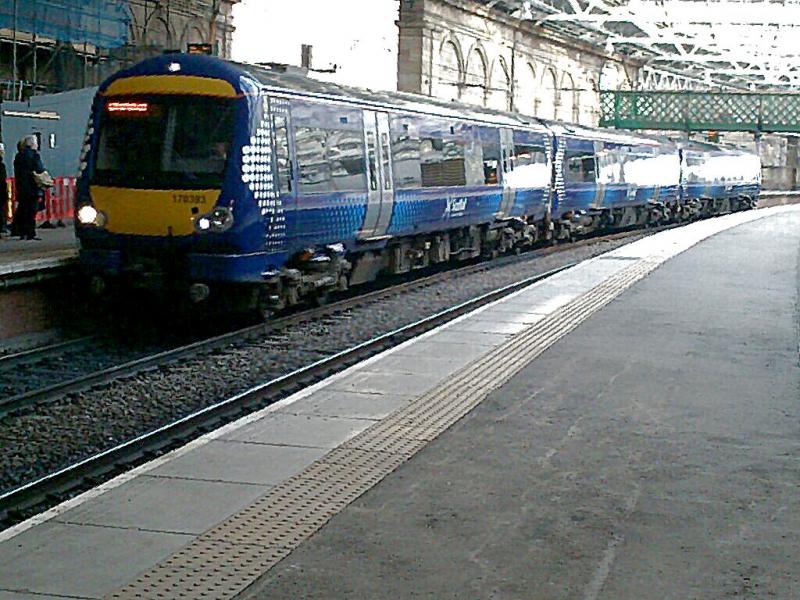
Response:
358,110,394,240
594,140,608,208
497,128,516,218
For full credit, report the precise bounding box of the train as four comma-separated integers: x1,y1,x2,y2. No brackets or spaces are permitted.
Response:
74,54,762,314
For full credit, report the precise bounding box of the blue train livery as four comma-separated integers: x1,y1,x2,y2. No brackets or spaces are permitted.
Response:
74,54,761,312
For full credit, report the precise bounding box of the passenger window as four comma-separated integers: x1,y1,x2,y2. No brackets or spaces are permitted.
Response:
295,126,367,194
295,126,331,193
390,116,422,189
482,143,500,185
475,128,501,186
327,129,366,193
272,115,292,194
506,141,549,188
564,149,596,184
596,149,623,185
420,136,466,187
512,144,547,168
291,100,367,194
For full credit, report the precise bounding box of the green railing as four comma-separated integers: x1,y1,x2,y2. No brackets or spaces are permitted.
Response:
600,91,800,133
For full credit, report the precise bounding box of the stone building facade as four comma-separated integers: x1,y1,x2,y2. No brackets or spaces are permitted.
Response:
397,0,641,125
125,0,238,61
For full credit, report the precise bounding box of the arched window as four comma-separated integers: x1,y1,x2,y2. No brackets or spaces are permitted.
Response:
464,46,488,106
433,39,463,101
147,16,172,48
538,67,557,120
516,63,536,116
181,23,208,50
488,57,510,111
127,11,140,44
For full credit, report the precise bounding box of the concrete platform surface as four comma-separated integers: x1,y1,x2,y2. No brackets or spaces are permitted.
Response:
242,211,800,599
0,206,797,599
0,226,77,278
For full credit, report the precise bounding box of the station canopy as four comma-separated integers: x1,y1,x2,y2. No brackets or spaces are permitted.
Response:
477,0,800,90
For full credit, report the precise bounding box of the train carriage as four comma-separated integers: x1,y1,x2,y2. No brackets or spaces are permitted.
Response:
545,123,682,237
680,143,761,216
74,54,760,313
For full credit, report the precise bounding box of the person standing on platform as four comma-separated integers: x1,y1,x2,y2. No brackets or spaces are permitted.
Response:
12,135,46,241
0,143,8,236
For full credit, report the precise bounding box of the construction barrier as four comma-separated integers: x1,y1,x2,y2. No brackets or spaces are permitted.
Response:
3,176,76,226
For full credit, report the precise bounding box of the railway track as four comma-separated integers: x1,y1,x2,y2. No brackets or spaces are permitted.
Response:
0,226,666,527
0,336,164,418
0,227,660,421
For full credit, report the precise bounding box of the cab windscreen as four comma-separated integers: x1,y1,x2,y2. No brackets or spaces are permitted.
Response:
93,95,236,190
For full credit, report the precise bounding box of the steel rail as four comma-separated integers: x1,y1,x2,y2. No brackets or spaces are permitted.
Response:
0,226,657,420
0,262,577,525
0,336,95,370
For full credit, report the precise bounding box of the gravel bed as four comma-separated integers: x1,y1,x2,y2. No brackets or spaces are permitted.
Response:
0,341,166,399
0,235,647,493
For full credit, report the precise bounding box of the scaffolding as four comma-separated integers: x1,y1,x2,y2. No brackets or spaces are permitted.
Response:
0,0,130,98
600,91,800,133
0,0,130,49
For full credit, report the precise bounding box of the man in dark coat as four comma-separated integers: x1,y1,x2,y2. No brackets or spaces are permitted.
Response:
0,143,8,235
12,135,45,240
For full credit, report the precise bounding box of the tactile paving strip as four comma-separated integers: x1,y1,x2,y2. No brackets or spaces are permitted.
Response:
107,256,664,599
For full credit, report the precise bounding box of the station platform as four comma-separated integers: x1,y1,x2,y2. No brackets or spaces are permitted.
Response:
0,226,78,287
1,205,798,599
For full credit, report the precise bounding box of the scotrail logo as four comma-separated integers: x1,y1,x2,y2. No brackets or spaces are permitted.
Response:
443,196,468,219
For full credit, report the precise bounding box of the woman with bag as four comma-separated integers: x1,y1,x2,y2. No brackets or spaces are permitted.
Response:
12,135,49,241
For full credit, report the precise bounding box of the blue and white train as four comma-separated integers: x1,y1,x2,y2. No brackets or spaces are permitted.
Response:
74,54,761,311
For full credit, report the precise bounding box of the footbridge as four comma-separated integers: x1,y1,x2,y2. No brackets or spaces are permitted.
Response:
600,91,800,133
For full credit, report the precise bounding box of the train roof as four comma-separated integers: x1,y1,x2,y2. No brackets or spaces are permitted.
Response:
99,54,668,146
99,54,758,156
238,61,668,149
235,60,556,133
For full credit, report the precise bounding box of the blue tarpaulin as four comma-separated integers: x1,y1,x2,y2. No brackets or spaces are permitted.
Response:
0,0,130,48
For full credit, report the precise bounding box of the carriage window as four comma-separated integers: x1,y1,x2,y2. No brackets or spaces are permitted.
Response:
295,126,366,194
291,101,366,194
506,142,549,188
481,142,500,185
512,144,547,168
295,127,331,193
596,149,624,184
463,138,484,187
365,129,378,191
390,119,422,189
328,129,366,192
420,136,466,188
272,115,292,194
564,149,596,183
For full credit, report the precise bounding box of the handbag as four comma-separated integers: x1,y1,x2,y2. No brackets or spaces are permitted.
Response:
33,170,55,189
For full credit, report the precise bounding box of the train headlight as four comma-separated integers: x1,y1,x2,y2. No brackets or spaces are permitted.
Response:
194,207,234,234
77,205,97,224
77,205,107,227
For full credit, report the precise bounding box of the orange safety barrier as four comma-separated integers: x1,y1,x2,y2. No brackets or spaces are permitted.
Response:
4,176,76,225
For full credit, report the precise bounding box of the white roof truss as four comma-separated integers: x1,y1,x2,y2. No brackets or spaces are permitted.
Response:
478,0,800,89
